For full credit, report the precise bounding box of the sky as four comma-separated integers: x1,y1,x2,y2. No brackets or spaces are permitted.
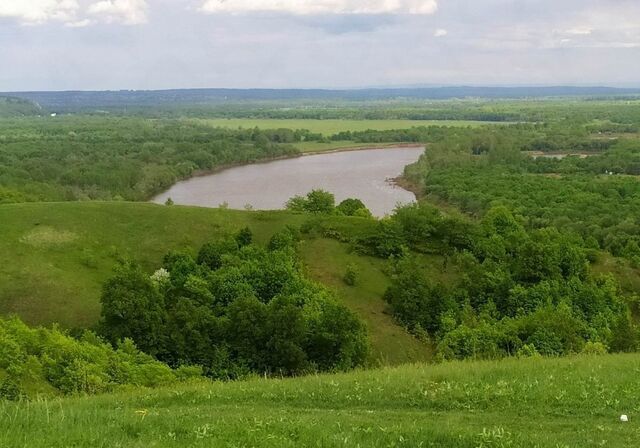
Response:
0,0,639,91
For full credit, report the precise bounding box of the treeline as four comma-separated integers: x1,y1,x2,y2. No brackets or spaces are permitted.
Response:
333,122,619,153
0,117,299,203
98,227,368,378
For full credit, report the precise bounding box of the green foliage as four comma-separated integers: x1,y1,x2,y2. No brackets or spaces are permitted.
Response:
99,262,168,357
0,96,40,117
0,316,189,399
286,189,336,214
336,198,372,218
343,263,359,286
235,227,253,247
99,235,368,377
268,226,300,251
0,117,299,203
380,204,637,361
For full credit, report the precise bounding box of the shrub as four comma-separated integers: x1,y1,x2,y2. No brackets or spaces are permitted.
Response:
581,341,608,355
343,263,359,286
0,317,191,399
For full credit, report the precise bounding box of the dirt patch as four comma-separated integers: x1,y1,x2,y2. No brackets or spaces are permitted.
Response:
20,226,79,247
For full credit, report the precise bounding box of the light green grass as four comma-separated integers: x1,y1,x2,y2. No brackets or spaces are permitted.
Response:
2,354,639,447
199,118,497,135
294,140,408,153
300,238,432,365
0,202,422,365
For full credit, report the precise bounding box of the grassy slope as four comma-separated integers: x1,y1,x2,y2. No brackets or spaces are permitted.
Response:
2,354,639,447
300,239,432,365
199,118,497,135
0,201,427,365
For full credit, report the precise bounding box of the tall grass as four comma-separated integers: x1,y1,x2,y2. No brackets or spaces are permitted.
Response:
2,354,639,447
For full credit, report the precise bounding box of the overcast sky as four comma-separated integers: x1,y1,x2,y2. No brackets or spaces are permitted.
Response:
1,0,639,91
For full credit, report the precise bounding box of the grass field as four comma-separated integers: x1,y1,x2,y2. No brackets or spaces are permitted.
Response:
199,118,499,135
0,202,429,365
2,354,639,447
294,140,411,153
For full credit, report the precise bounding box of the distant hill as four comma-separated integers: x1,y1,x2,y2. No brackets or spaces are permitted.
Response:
3,86,640,112
0,96,41,117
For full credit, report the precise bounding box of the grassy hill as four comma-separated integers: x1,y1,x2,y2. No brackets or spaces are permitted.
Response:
0,201,431,365
2,354,639,447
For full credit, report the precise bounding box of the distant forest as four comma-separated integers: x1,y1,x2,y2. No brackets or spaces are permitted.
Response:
3,86,640,113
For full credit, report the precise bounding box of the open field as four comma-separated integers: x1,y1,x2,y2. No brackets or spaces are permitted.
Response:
294,140,408,153
198,118,501,135
0,201,429,365
3,354,640,447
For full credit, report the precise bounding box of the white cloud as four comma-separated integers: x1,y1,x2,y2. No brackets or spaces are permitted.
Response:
0,0,79,23
87,0,148,24
65,18,93,27
434,28,447,37
565,27,592,36
200,0,438,15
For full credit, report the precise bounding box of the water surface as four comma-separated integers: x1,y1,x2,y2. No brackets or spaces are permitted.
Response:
152,147,424,217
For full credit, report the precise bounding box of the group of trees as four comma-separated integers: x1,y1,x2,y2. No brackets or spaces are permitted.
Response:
99,227,368,377
286,189,373,217
368,204,638,360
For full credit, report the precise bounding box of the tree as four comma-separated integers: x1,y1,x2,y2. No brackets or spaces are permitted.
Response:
100,262,167,356
286,190,335,214
336,198,371,217
196,239,238,270
305,189,335,214
235,227,253,247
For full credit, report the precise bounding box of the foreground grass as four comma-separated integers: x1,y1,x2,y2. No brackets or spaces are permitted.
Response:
199,118,497,135
2,354,639,447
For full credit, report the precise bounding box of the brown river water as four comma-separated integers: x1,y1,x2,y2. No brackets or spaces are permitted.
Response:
152,146,425,217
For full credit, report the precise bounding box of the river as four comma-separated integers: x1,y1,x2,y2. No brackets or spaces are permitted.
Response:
152,146,425,217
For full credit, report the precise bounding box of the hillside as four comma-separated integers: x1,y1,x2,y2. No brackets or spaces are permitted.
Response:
2,354,639,447
0,201,431,365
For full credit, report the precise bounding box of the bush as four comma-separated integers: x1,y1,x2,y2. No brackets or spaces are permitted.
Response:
343,263,359,286
0,317,191,399
581,341,608,355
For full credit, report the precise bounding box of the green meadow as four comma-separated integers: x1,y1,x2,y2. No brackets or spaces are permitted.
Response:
2,354,639,447
199,118,497,135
